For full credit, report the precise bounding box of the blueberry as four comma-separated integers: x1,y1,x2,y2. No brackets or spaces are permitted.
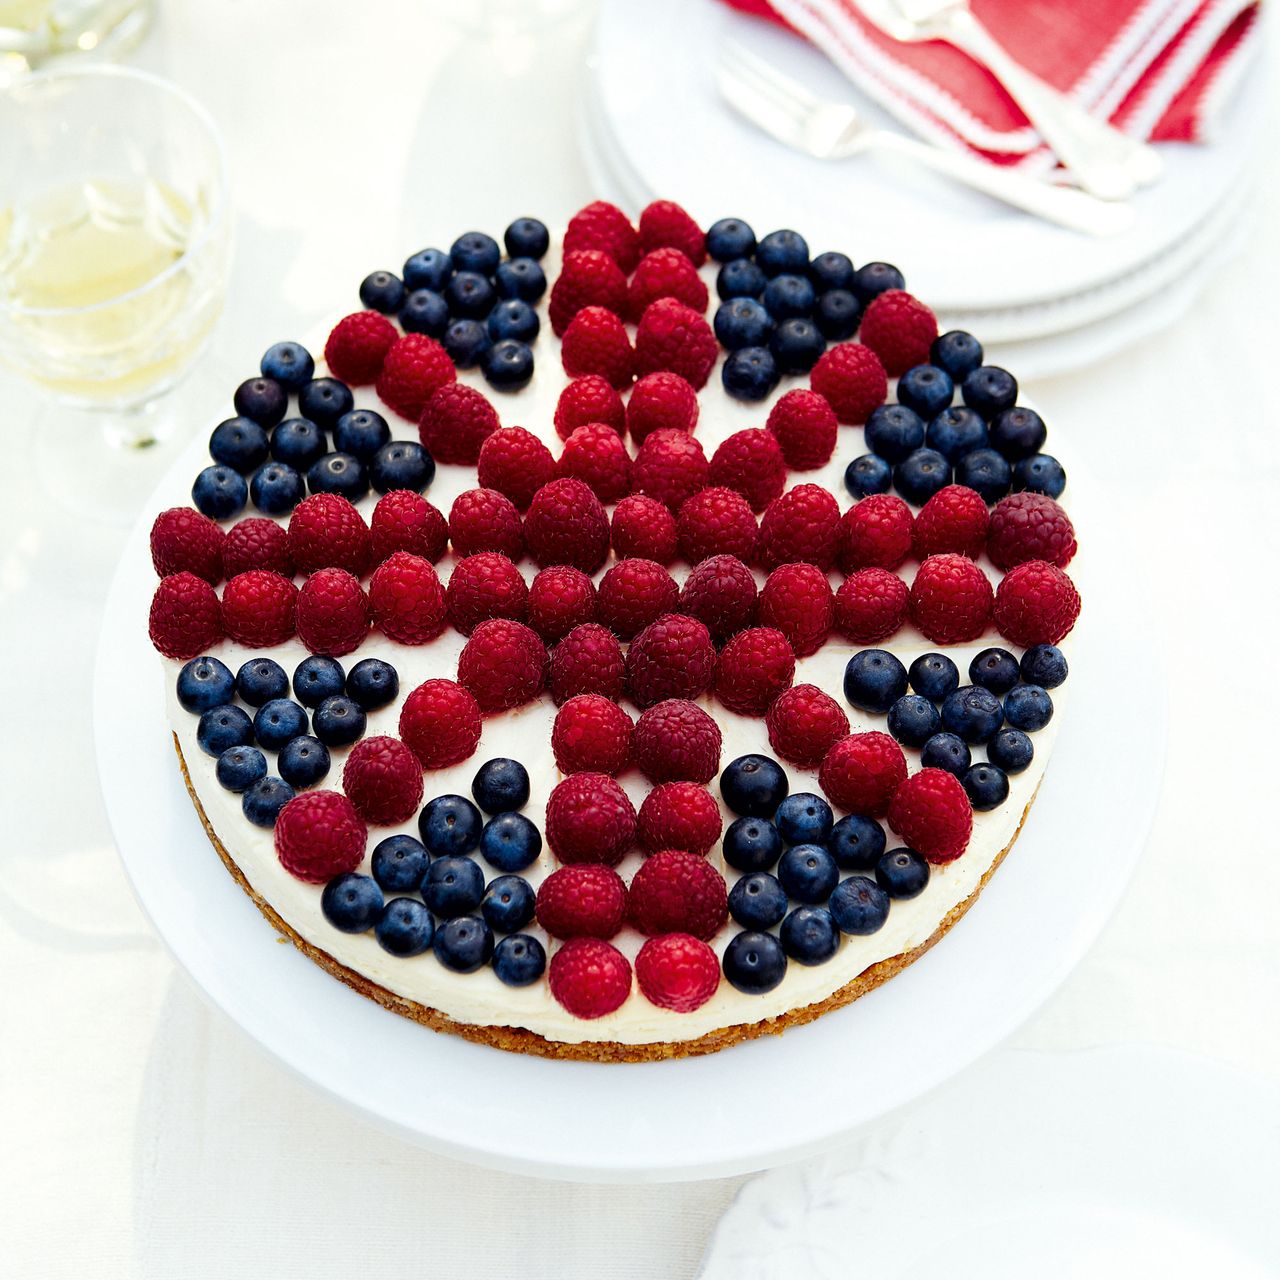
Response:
297,377,354,430
893,448,952,506
716,258,767,300
270,418,326,469
865,404,925,464
450,231,501,276
481,875,536,933
930,330,983,380
444,270,496,319
897,365,953,420
990,406,1047,461
487,299,539,344
252,697,308,751
376,897,435,957
503,217,550,260
962,365,1017,420
941,685,1004,744
723,930,788,994
471,757,531,814
345,658,399,711
493,258,546,303
191,465,247,519
332,409,390,461
307,452,369,501
237,658,290,707
830,875,890,936
322,873,384,933
762,273,815,320
720,753,789,818
216,745,267,793
403,247,453,292
925,406,988,464
478,813,542,872
293,656,345,707
241,775,295,827
830,814,887,871
492,933,546,986
808,250,854,292
233,376,287,428
844,454,893,498
780,906,840,965
920,732,971,777
399,288,450,338
481,339,535,391
814,289,862,341
728,872,788,930
177,656,235,713
197,704,254,757
371,834,430,893
969,647,1020,695
723,816,784,872
988,727,1034,773
249,462,304,515
1020,644,1068,689
369,440,434,494
875,847,930,898
1012,453,1067,498
423,855,485,918
432,914,494,973
312,695,366,747
887,693,942,747
722,347,780,401
852,261,905,304
756,228,809,276
963,763,1009,811
775,793,834,846
777,843,839,904
844,648,909,714
714,297,774,350
956,448,1012,503
359,270,406,314
209,416,269,473
443,318,492,367
260,341,314,390
418,793,483,857
1004,684,1053,732
770,318,825,374
706,217,757,262
278,734,330,788
908,652,959,702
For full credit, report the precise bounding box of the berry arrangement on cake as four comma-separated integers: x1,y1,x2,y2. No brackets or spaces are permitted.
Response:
147,200,1080,1060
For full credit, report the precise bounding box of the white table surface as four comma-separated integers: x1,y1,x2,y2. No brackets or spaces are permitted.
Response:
1,2,1277,1275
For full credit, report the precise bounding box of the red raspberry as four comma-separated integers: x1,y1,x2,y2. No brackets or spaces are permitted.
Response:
610,493,678,564
627,247,709,319
563,201,640,274
596,558,679,641
860,290,938,377
417,382,500,466
637,783,721,856
368,551,446,644
342,735,425,826
993,560,1081,647
274,790,366,884
549,623,625,705
913,485,990,560
552,694,634,776
148,572,223,659
638,199,706,266
457,618,548,712
708,428,787,512
678,554,757,643
554,374,626,441
560,306,632,390
558,423,631,502
810,342,888,424
221,517,293,578
150,507,225,583
477,426,557,511
219,570,296,648
549,937,632,1019
626,371,699,445
545,772,636,865
632,699,722,784
375,333,455,420
758,563,835,657
837,493,914,572
986,493,1077,571
625,613,716,707
399,678,482,768
296,568,369,656
834,568,909,644
445,553,530,636
524,477,610,574
369,491,449,565
549,249,630,337
635,933,720,1012
527,566,596,642
324,310,397,385
288,493,370,577
767,389,839,470
676,486,757,564
536,865,628,940
887,767,973,863
633,298,718,390
715,626,795,716
628,849,727,941
448,487,524,560
758,484,841,571
819,732,907,819
630,427,709,512
766,683,850,768
909,553,994,644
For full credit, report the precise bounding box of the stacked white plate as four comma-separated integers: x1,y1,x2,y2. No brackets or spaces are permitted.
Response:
581,0,1264,376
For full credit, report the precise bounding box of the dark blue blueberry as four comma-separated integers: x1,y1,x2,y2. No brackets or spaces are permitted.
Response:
956,447,1012,502
359,270,406,314
252,697,308,751
376,897,435,957
492,933,546,986
487,298,539,344
346,658,399,711
423,855,485,918
908,652,959,701
1020,644,1068,689
780,906,840,965
503,217,550,260
716,257,767,300
1004,684,1053,732
920,732,971,777
714,297,774,350
756,229,809,276
478,813,542,873
481,339,534,391
775,793,833,846
893,448,952,506
769,318,825,374
887,693,942,747
249,462,304,515
371,834,430,894
722,346,780,401
209,416,269,473
277,735,330,788
443,318,492,367
762,273,815,319
196,704,253,757
493,258,546,303
720,753,789,818
216,745,267,793
293,655,345,707
403,247,453,292
481,875,536,933
925,406,988,464
963,762,1009,811
875,847,929,899
777,843,839,904
990,406,1047,461
988,727,1034,774
844,648,909,714
830,876,890,936
723,930,788,994
808,250,854,292
418,793,483,857
444,270,496,319
471,757,531,814
332,409,390,461
852,261,905,304
1012,453,1067,498
865,404,925,464
312,695,366,747
307,452,369,501
260,341,314,390
814,289,862,340
236,658,289,707
728,872,788,930
191,465,247,519
297,377,354,430
369,440,434,494
322,873,384,933
432,914,494,973
723,816,784,872
930,330,983,380
233,376,287,428
241,775,295,827
177,655,235,713
969,647,1020,695
706,217,757,262
399,287,450,338
450,231,501,275
897,365,953,420
845,454,893,498
962,365,1017,420
270,417,325,469
830,815,887,871
941,685,1004,744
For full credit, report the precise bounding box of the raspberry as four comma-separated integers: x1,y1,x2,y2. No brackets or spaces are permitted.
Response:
810,342,888,424
549,623,625,705
221,517,293,578
150,507,225,583
636,933,720,1012
887,767,972,863
368,551,447,644
296,567,369,656
708,427,787,513
536,865,628,940
552,694,634,776
610,494,678,564
993,560,1081,647
633,298,718,390
288,493,370,576
625,613,716,707
628,849,727,941
837,493,914,572
715,626,796,716
860,290,938,377
544,772,636,865
554,374,626,441
219,570,296,648
758,563,835,657
913,485,990,560
834,568,909,644
626,370,699,445
445,552,529,635
758,484,842,571
909,553,995,644
399,678,482,768
596,558,678,641
766,683,850,768
638,199,706,266
632,699,722,784
550,248,630,335
375,332,455,420
448,487,524,560
678,554,757,642
323,310,397,385
767,389,838,470
148,572,223,659
561,305,634,390
527,566,596,643
819,732,908,818
274,790,366,884
457,618,548,712
524,477,611,574
476,426,556,511
557,423,631,502
630,427,709,512
636,782,721,856
369,490,449,565
548,937,632,1019
627,247,709,320
676,486,757,564
986,493,1077,571
562,201,640,274
418,382,500,466
342,735,424,825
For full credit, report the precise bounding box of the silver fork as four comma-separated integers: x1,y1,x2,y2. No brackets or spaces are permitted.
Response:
716,42,1137,238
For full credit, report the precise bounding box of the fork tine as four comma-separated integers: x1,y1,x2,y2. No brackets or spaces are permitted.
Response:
718,47,815,133
722,40,824,115
715,61,811,154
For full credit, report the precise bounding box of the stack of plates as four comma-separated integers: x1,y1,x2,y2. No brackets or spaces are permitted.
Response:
581,0,1263,376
